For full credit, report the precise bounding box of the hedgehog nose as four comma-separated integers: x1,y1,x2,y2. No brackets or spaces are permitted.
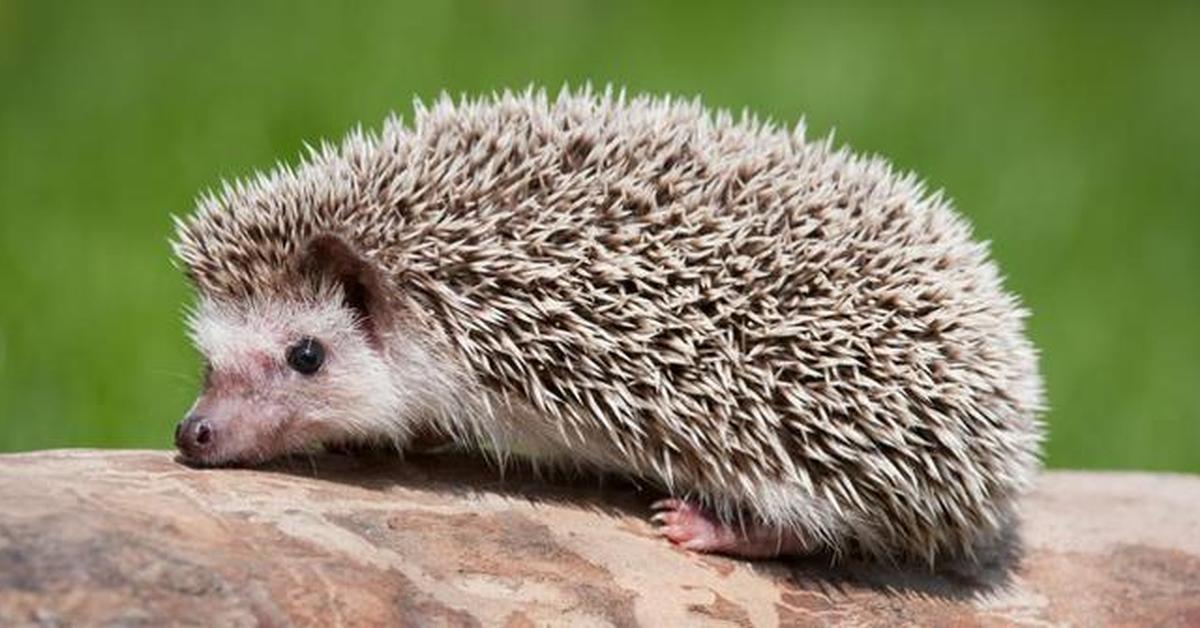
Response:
175,414,215,459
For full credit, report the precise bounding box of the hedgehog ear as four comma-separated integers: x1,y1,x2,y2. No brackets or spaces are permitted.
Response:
300,234,394,348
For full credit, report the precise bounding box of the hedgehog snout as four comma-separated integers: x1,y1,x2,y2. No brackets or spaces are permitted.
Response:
175,413,216,461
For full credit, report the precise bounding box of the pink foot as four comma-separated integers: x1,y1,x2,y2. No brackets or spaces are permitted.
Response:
650,498,808,560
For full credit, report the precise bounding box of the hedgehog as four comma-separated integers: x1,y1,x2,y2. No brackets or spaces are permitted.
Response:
171,87,1044,563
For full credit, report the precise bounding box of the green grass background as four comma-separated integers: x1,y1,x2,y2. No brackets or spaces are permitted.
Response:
1,1,1197,472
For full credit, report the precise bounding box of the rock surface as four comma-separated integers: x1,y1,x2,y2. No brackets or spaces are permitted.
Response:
0,450,1197,626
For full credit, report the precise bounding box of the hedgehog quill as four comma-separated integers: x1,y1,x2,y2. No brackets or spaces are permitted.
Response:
172,88,1044,562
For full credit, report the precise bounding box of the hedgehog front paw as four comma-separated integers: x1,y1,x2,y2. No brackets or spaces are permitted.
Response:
650,498,807,560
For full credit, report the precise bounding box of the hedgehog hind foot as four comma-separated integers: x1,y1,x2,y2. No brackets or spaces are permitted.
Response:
650,498,809,560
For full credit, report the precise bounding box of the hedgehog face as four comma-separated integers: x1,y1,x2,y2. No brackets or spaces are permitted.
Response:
173,234,444,466
174,292,403,466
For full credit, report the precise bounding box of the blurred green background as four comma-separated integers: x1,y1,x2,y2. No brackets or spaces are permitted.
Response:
1,1,1196,472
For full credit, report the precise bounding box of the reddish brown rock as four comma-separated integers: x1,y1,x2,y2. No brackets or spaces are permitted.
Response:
0,450,1197,626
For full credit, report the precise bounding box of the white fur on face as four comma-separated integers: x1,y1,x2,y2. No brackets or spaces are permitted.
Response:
183,289,414,464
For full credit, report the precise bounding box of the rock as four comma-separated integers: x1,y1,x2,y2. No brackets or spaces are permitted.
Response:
0,450,1197,626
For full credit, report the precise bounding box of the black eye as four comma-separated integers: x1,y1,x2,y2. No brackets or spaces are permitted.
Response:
286,337,325,375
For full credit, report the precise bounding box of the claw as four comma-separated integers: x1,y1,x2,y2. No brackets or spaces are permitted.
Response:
651,498,683,511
